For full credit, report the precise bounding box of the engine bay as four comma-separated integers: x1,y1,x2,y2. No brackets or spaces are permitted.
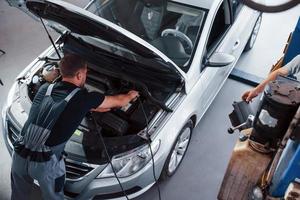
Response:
24,56,177,163
27,58,168,136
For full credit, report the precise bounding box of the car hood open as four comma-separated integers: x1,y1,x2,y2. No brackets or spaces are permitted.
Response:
7,0,186,84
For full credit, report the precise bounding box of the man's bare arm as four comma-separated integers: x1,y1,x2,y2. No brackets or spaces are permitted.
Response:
91,90,139,112
242,67,289,102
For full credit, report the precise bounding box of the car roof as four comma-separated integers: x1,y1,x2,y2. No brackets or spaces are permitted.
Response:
171,0,219,10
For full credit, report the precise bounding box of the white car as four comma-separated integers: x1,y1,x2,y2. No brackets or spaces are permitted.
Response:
2,0,262,199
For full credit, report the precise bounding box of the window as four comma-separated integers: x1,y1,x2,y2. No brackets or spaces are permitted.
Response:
231,0,242,19
206,1,231,50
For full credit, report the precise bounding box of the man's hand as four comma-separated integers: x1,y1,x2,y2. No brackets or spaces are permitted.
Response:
242,88,259,102
127,90,139,102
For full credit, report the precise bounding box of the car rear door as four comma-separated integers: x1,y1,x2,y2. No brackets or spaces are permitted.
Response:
222,0,261,57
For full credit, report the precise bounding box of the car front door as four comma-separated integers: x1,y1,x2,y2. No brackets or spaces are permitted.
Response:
195,0,259,112
195,0,235,111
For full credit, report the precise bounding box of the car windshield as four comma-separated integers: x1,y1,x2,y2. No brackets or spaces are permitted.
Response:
86,0,207,71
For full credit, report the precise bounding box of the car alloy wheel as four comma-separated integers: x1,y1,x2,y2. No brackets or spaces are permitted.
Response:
244,14,262,52
160,120,193,179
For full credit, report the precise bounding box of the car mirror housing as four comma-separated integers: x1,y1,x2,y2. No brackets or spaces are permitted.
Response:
206,52,235,67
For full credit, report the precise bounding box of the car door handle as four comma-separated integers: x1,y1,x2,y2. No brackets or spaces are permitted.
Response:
232,40,240,51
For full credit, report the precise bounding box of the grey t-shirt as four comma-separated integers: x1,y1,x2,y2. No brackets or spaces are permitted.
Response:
283,55,300,80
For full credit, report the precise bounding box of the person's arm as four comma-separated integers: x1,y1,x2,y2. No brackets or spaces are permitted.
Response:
242,55,300,102
91,90,139,112
242,67,289,102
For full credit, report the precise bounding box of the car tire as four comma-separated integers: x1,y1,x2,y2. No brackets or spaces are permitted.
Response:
244,14,262,52
160,119,193,180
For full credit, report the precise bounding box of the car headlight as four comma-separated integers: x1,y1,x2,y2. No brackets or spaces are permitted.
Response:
2,82,18,133
2,82,18,118
6,82,18,108
98,139,160,178
1,102,8,132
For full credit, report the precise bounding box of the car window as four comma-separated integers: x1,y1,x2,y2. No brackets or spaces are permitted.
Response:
231,0,242,19
206,1,231,51
86,0,207,71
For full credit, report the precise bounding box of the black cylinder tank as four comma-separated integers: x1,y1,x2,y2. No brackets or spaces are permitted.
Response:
250,76,300,148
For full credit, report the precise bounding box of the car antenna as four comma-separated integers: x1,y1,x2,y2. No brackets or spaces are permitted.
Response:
39,17,62,60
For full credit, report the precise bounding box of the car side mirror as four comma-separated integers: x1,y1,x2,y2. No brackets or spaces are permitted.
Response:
206,52,235,67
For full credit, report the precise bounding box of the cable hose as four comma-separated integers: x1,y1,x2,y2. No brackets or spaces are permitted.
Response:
91,114,129,200
240,0,300,13
138,98,162,200
90,96,162,200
